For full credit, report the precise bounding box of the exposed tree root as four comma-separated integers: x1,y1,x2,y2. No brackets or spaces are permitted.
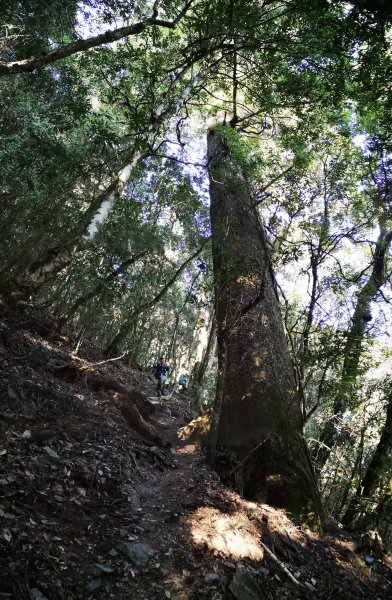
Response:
53,362,170,447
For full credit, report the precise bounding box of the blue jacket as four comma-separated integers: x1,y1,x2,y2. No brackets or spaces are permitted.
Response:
154,362,169,378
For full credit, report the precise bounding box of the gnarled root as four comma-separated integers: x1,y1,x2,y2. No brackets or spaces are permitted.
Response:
110,391,170,448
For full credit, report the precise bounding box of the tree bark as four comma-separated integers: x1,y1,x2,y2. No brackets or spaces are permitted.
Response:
207,124,322,531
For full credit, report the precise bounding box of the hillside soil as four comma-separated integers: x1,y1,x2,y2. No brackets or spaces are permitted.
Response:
0,308,391,600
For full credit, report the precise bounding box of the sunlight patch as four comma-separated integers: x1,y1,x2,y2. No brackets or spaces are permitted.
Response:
189,507,263,560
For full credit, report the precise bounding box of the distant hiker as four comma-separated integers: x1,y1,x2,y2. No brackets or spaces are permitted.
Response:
178,374,188,393
153,356,170,398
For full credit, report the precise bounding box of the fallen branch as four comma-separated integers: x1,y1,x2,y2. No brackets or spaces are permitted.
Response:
127,448,143,477
147,445,177,469
260,541,302,586
68,353,125,366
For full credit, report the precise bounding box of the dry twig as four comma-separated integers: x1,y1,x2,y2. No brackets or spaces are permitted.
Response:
260,540,302,586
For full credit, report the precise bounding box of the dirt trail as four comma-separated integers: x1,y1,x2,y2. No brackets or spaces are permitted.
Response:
1,308,392,599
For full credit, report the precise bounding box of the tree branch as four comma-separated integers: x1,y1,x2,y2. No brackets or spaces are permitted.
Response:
0,0,195,76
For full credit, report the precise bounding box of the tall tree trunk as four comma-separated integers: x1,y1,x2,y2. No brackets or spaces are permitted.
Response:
191,315,217,412
314,226,392,470
342,385,392,529
185,291,209,374
207,124,322,531
334,425,366,519
376,478,392,538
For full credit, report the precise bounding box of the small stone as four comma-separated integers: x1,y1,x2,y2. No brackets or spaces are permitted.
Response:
29,589,49,600
204,573,220,585
95,563,115,574
53,495,66,503
84,578,104,592
116,542,155,566
86,566,102,577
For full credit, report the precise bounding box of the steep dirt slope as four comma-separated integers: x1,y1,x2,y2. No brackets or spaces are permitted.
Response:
0,308,391,599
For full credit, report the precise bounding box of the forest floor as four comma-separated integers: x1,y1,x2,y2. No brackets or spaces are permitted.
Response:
0,307,392,600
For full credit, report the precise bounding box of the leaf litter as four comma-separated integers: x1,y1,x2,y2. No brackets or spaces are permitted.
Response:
0,307,391,599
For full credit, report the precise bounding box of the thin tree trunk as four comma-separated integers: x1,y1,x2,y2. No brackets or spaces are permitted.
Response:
376,478,392,537
0,64,211,313
207,124,322,531
56,251,148,328
105,240,209,356
334,426,366,519
342,386,392,529
192,315,217,412
167,273,200,364
185,292,208,372
315,226,392,470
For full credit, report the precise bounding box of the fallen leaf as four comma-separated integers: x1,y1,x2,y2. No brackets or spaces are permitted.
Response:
95,563,115,574
2,528,12,542
53,495,66,503
84,578,104,592
29,588,49,600
43,446,60,460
